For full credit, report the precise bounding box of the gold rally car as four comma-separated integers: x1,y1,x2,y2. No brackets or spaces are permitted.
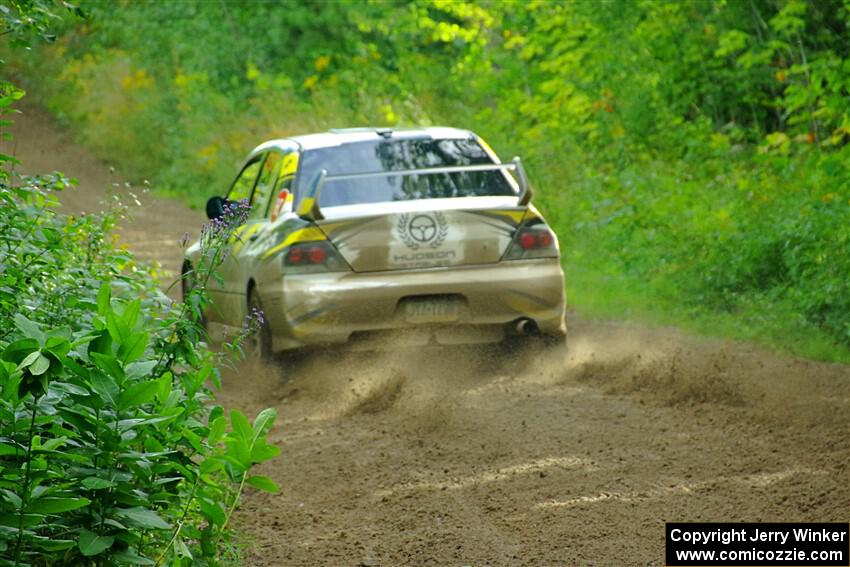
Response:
183,128,566,358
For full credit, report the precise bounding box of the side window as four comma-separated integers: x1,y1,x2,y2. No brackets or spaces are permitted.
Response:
270,151,299,221
227,158,263,204
251,152,282,220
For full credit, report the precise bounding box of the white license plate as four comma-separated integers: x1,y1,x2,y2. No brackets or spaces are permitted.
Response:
404,299,460,323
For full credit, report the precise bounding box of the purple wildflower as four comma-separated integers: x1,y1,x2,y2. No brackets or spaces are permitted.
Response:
242,306,266,331
199,198,250,249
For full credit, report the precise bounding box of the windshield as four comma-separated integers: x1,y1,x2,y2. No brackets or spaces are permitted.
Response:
295,137,516,207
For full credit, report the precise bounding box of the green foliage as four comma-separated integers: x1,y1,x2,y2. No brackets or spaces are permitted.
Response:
0,4,280,564
0,174,279,566
6,0,850,353
0,0,82,48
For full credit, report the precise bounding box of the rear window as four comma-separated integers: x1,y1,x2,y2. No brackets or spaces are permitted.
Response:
296,137,516,207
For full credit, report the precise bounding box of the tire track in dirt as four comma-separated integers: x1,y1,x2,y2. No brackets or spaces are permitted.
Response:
6,102,849,567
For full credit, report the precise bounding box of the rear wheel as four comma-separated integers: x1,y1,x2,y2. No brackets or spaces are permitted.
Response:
247,288,273,362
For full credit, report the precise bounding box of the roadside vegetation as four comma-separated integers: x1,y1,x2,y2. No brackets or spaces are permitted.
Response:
6,0,850,362
1,3,278,564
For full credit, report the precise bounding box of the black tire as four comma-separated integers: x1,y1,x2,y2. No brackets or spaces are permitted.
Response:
247,288,273,362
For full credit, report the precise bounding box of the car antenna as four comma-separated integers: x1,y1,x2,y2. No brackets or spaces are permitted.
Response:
376,128,393,139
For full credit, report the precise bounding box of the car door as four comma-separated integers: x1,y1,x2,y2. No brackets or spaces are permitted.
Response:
214,151,284,326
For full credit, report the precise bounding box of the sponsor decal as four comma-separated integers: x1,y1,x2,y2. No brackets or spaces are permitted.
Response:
392,250,456,262
392,249,456,269
397,212,448,250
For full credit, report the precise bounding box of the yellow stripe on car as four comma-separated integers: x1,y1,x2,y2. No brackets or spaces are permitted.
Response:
229,223,263,253
296,196,316,218
479,209,526,224
262,226,327,259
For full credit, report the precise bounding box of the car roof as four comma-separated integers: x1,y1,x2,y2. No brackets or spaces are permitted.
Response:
252,127,475,155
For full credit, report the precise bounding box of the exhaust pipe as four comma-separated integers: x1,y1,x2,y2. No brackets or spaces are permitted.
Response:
515,318,540,336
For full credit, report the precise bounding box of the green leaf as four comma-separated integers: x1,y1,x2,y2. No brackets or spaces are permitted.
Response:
111,549,155,565
90,372,119,407
208,405,224,422
0,443,20,456
245,475,279,493
199,456,223,475
27,496,91,514
0,513,42,528
79,529,114,556
119,380,159,409
174,535,193,559
114,506,170,529
224,438,251,470
198,497,226,527
18,350,41,369
90,352,125,382
117,414,178,431
118,331,148,364
251,441,280,463
81,477,115,490
0,489,22,509
230,410,253,443
156,371,172,403
30,537,76,551
1,366,21,402
208,415,226,445
87,329,112,356
200,526,216,556
252,407,277,438
106,310,125,346
97,283,111,317
62,356,90,380
120,300,142,331
14,314,45,344
52,381,89,396
126,360,157,380
40,436,68,451
28,352,51,376
44,335,71,357
1,338,38,364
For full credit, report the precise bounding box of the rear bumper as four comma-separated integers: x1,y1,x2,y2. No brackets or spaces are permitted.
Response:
261,259,566,351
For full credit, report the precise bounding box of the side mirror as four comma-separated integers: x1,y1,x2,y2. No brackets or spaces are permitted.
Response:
206,196,225,220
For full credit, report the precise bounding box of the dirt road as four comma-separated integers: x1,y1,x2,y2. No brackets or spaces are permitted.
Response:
6,103,849,567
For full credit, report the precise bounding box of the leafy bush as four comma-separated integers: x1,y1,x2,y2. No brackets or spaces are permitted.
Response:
0,168,279,565
0,6,281,564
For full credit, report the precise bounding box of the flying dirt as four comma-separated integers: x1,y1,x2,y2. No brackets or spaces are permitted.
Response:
8,103,849,567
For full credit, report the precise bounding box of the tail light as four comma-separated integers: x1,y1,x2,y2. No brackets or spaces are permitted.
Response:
283,241,349,273
504,224,559,260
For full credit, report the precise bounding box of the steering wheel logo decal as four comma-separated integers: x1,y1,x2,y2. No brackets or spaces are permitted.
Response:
398,213,448,250
409,215,437,242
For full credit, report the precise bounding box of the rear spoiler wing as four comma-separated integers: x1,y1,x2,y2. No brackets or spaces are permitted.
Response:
297,157,532,221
